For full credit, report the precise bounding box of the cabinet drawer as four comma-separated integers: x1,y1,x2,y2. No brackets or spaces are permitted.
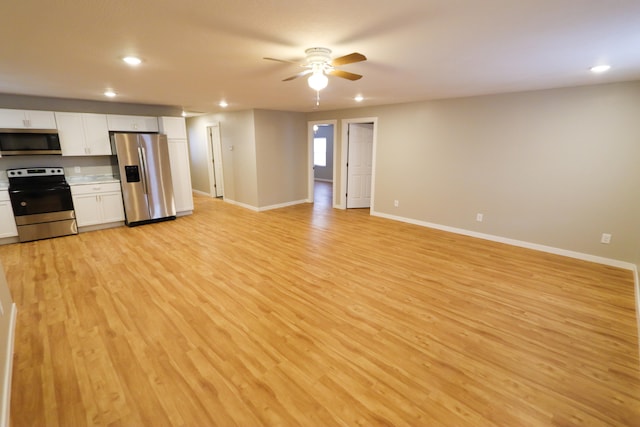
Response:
70,182,122,195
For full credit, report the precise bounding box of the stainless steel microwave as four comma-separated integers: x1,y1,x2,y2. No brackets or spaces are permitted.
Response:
0,129,61,155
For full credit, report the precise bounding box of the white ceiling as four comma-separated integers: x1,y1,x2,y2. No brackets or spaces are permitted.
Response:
1,0,639,114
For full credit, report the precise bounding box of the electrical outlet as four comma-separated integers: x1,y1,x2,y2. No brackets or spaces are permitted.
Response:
394,200,399,207
601,233,612,244
476,213,483,222
74,166,81,173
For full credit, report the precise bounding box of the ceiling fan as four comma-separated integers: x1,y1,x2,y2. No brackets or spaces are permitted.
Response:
264,47,367,91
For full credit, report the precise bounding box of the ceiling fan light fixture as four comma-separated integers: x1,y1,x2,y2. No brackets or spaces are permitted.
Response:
590,64,611,73
122,56,142,66
308,70,328,91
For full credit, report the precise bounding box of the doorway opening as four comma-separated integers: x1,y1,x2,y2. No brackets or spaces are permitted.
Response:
206,124,224,198
308,120,337,208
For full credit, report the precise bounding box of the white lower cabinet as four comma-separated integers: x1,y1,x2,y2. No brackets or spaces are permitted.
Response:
0,191,18,238
70,183,125,227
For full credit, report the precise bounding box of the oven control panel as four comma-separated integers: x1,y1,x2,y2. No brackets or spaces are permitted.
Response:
7,168,65,178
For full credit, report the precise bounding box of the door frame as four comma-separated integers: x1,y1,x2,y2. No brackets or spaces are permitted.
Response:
206,123,225,198
307,119,337,206
340,117,378,210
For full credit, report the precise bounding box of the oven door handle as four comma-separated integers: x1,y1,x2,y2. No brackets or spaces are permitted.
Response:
137,145,149,195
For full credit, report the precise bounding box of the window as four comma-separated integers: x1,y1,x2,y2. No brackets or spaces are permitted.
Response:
314,137,327,167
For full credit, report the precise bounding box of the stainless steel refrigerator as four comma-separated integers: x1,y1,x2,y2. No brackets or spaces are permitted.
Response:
111,133,176,226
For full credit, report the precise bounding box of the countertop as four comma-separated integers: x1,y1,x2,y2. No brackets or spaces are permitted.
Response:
67,175,120,185
0,176,119,190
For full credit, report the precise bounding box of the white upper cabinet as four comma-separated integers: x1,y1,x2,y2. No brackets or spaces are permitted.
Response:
106,115,159,132
159,116,187,139
55,112,111,156
0,109,56,129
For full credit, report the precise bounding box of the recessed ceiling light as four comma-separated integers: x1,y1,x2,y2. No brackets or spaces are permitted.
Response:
590,65,611,73
219,100,228,108
104,90,116,98
123,56,142,66
181,111,187,117
354,95,364,102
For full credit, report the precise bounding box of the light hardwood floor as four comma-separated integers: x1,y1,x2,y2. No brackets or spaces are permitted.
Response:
1,181,639,426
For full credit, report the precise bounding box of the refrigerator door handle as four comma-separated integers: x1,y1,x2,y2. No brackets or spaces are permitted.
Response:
137,145,149,195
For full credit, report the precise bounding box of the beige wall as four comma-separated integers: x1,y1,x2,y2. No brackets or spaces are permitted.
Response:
187,109,308,209
308,81,640,264
185,114,213,193
187,111,258,206
253,109,307,207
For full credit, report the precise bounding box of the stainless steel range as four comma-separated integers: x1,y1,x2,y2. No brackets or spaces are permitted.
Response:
7,168,77,242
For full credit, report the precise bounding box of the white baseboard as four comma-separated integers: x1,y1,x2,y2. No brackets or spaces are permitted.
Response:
371,210,636,271
224,198,308,212
372,210,640,345
257,199,307,212
223,199,259,211
0,237,18,247
192,189,211,197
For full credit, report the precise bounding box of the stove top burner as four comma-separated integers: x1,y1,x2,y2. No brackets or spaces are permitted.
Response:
8,167,68,190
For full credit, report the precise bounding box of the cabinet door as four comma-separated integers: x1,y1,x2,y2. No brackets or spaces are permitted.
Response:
0,109,56,129
0,109,27,128
99,192,125,223
159,117,187,139
82,113,111,155
26,110,57,128
107,115,159,132
72,194,102,227
0,200,18,238
168,139,194,213
56,112,87,155
57,113,111,156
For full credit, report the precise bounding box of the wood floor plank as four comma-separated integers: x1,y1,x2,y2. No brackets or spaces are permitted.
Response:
1,182,639,426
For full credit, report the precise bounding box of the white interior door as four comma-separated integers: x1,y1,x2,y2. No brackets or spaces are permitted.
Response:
207,124,224,197
346,123,374,208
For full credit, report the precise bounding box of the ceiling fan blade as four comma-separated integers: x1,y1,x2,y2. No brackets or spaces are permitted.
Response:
263,57,299,65
283,69,312,81
327,69,363,81
331,52,367,66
